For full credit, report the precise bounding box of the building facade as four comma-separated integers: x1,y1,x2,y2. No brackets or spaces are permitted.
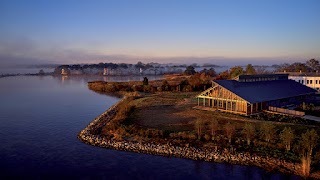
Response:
197,74,316,116
289,75,320,91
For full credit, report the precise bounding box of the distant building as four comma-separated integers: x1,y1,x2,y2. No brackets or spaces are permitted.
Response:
103,68,108,76
289,75,320,91
61,68,68,76
197,74,316,116
235,74,288,82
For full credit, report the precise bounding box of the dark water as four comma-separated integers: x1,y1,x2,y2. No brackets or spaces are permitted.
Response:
0,76,300,179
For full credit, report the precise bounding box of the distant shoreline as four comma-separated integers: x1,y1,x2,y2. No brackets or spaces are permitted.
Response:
0,73,50,78
0,73,166,79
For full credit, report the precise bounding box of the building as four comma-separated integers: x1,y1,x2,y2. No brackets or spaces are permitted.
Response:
61,68,68,76
235,74,288,82
289,75,320,91
197,74,316,116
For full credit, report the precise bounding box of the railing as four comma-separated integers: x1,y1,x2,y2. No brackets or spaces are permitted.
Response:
268,106,305,116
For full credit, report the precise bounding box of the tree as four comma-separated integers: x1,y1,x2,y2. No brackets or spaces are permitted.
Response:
245,64,256,75
259,122,276,142
279,127,294,151
216,70,229,80
184,66,196,75
229,66,244,79
199,72,211,84
195,119,203,140
225,123,236,143
255,66,267,74
306,59,319,72
188,73,201,89
299,129,318,177
143,77,148,86
209,119,219,141
39,69,45,75
135,61,144,69
161,80,170,91
200,68,216,77
242,123,255,145
300,129,318,157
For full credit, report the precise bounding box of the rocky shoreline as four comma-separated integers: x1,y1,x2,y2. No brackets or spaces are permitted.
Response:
78,97,302,177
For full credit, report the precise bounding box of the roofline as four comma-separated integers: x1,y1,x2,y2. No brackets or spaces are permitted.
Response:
212,80,317,104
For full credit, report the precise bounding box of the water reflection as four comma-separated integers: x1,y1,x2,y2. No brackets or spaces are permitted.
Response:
52,75,164,85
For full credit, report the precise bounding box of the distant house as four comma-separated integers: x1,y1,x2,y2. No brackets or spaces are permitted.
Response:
197,74,316,116
61,68,68,76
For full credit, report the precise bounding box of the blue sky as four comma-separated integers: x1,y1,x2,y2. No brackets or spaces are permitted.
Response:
0,0,320,66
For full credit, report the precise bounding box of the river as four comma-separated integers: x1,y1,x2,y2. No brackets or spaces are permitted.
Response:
0,75,300,179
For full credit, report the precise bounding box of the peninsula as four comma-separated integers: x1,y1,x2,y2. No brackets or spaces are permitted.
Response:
79,62,320,179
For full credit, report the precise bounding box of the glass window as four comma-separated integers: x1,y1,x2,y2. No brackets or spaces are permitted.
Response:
302,80,304,84
310,80,313,84
307,80,309,84
316,80,318,84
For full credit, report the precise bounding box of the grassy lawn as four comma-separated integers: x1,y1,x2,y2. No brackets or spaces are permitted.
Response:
125,92,319,134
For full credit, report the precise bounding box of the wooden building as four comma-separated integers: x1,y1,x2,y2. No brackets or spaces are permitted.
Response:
197,74,316,116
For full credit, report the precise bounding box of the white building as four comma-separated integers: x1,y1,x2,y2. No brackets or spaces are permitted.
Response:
61,68,68,76
289,75,320,90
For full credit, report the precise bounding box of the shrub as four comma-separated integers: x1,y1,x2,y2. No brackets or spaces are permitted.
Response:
242,123,255,146
204,134,211,141
259,122,276,142
279,127,294,151
224,123,236,143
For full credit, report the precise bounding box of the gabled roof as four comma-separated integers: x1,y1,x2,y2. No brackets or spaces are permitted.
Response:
213,80,317,104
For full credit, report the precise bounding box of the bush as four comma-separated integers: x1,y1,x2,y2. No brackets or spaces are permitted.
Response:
204,134,211,141
132,85,144,92
189,133,197,140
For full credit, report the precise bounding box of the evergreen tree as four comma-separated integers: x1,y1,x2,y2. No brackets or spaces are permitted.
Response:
143,77,148,86
184,66,196,75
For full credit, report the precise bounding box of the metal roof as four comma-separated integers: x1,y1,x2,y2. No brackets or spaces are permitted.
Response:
238,74,288,80
213,80,317,104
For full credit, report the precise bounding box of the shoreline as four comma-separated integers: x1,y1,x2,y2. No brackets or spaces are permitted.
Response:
78,97,304,178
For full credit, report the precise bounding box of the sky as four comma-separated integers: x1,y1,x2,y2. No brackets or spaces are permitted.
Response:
0,0,320,66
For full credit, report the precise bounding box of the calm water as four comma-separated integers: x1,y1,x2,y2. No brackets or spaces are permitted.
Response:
0,76,299,179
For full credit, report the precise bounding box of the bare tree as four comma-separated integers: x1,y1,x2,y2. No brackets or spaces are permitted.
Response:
210,119,219,141
260,122,276,142
299,129,318,177
195,119,203,140
242,123,255,145
306,59,319,72
279,127,294,151
225,123,236,143
300,129,318,157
